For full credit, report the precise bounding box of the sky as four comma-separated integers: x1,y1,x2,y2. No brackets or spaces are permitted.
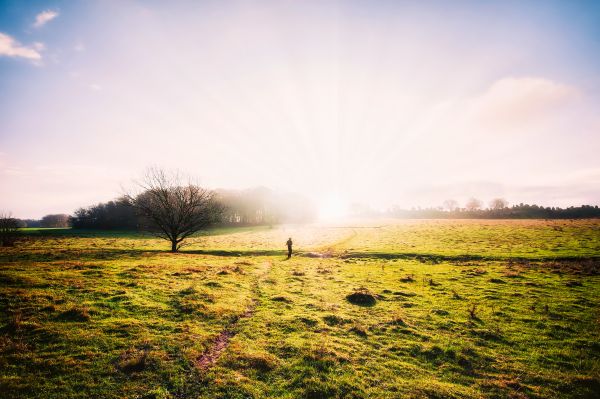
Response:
1,0,600,219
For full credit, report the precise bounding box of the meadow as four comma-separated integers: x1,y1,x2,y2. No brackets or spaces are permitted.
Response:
1,220,599,398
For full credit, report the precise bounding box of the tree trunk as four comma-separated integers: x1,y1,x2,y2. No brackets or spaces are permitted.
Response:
171,240,178,252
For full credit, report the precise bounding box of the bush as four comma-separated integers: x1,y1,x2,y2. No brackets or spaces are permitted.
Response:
0,214,20,247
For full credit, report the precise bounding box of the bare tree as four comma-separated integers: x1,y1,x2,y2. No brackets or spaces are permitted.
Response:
465,198,483,211
0,212,20,247
489,198,509,210
126,168,224,252
442,199,459,212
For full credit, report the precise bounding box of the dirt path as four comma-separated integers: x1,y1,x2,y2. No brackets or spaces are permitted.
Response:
306,228,358,258
196,261,271,371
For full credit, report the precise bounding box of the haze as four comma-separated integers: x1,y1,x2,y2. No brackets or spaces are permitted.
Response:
1,0,600,219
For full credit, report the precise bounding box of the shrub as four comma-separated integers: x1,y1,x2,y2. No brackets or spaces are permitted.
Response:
0,214,20,247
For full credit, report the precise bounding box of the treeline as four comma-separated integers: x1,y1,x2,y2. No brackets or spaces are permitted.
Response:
217,187,315,226
71,198,137,229
70,187,316,230
13,196,600,229
385,204,600,219
14,214,71,228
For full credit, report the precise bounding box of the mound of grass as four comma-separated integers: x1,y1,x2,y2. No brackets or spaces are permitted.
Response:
349,324,368,337
57,306,91,322
322,314,349,326
566,280,583,287
346,288,377,306
271,295,293,303
223,347,280,373
117,349,150,373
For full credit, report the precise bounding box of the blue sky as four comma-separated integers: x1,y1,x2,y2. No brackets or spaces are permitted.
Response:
1,0,600,218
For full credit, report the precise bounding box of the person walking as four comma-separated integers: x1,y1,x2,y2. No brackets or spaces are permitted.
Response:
286,237,293,259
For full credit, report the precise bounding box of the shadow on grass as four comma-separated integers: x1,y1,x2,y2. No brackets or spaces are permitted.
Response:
0,248,286,263
2,246,599,265
339,251,600,263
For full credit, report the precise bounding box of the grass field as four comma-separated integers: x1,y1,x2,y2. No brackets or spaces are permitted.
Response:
1,220,599,398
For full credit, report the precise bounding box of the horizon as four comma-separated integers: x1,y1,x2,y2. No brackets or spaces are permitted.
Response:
9,184,600,222
2,0,600,219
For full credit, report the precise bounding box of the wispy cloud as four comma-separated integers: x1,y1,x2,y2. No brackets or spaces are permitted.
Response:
469,77,579,130
0,32,42,60
74,41,85,52
33,10,59,28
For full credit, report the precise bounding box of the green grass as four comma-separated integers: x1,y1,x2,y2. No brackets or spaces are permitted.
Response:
331,219,600,259
1,220,599,398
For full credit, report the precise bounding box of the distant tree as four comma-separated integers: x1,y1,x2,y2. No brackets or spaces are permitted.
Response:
126,168,224,252
0,212,20,247
442,199,459,212
40,214,70,228
21,219,41,228
465,198,483,211
489,198,508,210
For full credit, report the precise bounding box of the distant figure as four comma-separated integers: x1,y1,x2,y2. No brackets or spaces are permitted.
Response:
286,237,293,259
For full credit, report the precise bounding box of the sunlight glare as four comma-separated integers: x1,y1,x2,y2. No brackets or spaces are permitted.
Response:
317,193,350,221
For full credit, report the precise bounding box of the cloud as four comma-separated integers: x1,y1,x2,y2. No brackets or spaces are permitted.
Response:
468,77,580,131
0,32,42,60
74,41,85,52
33,10,59,28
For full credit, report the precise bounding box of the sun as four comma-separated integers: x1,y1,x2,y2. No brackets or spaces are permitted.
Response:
317,193,350,221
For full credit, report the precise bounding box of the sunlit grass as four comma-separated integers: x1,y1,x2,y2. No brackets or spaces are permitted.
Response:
1,220,599,398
